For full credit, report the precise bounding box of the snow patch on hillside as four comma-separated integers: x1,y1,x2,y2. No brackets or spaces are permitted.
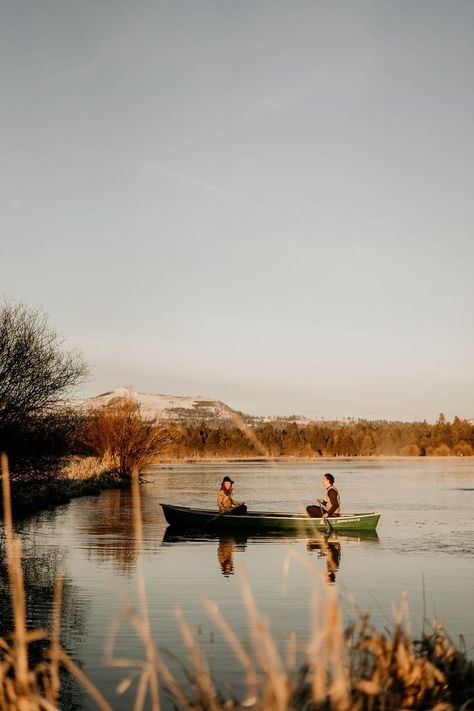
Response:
76,387,233,422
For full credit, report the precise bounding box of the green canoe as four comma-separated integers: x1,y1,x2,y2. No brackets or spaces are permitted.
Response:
161,504,381,532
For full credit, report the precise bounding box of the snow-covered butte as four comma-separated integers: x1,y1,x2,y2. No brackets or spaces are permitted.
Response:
74,388,315,427
75,387,237,424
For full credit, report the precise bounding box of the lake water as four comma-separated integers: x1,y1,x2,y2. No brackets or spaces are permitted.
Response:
3,459,474,709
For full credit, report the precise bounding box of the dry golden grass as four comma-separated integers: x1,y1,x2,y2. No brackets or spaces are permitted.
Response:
59,454,117,481
167,578,474,711
1,450,473,710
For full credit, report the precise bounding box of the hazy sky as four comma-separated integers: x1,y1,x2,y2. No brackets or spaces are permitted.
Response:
2,1,473,421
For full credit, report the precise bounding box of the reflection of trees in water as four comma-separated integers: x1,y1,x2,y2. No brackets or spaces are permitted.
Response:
75,487,160,574
306,539,341,583
0,535,88,710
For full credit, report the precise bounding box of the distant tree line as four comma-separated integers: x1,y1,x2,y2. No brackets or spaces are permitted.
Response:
166,414,474,458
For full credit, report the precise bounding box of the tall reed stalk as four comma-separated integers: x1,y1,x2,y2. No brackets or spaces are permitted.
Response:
0,452,112,711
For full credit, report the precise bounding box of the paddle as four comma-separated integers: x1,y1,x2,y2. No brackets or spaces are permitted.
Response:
319,503,333,534
203,511,226,528
203,503,247,529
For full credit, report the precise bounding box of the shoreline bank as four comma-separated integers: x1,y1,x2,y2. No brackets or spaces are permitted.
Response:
0,456,128,520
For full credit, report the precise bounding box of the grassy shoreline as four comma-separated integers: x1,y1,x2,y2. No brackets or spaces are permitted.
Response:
0,456,128,520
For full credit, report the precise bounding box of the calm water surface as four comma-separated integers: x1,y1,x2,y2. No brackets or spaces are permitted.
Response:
5,460,474,709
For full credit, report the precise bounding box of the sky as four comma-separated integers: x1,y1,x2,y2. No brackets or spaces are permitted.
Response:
1,0,473,421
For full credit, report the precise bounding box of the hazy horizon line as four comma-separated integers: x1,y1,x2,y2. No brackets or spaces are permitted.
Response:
76,385,474,425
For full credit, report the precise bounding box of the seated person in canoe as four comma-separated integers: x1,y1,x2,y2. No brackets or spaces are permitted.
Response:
306,473,341,519
217,476,247,515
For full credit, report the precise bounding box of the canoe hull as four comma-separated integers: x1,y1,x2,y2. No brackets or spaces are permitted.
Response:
161,504,381,532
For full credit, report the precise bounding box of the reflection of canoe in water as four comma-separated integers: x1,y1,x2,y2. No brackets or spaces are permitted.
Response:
161,527,379,546
160,504,381,532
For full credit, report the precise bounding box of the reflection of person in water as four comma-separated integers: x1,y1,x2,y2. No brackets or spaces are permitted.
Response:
306,539,341,583
217,538,235,576
217,536,247,577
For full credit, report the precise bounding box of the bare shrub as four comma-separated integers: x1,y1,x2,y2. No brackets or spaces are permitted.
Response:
434,444,451,457
81,396,178,478
0,301,88,476
0,301,87,428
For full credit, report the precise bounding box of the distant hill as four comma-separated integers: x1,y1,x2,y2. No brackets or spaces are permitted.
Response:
76,388,234,425
75,387,311,428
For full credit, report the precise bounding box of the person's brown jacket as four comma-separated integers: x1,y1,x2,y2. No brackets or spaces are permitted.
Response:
217,489,237,513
